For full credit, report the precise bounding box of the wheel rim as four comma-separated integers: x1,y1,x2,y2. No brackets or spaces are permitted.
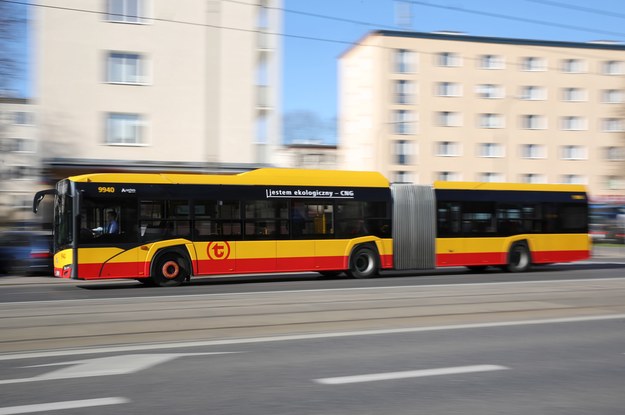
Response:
355,253,374,274
161,260,180,280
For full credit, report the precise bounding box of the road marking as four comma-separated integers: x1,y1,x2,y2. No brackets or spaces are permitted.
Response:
315,364,509,385
1,314,623,362
0,397,129,415
0,353,236,385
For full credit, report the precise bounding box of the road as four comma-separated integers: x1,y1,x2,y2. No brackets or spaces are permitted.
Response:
1,260,624,414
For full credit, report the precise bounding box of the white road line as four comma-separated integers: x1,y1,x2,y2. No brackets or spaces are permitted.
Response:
315,365,509,385
1,314,624,362
0,397,129,415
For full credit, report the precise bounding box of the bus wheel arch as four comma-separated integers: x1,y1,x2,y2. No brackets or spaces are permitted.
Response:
506,241,532,273
150,248,191,287
347,243,380,279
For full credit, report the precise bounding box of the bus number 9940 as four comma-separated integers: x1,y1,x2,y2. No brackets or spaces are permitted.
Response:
98,186,115,193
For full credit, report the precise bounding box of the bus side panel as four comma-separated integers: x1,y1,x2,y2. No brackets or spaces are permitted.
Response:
436,238,507,267
194,241,236,275
235,241,277,273
77,247,137,279
528,234,590,263
276,240,315,271
436,234,590,267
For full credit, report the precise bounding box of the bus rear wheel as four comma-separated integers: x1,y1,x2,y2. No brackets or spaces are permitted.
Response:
506,243,532,273
347,246,379,279
152,254,188,287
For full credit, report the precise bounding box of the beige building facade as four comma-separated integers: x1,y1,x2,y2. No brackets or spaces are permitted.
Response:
35,0,282,178
339,30,625,200
0,98,40,226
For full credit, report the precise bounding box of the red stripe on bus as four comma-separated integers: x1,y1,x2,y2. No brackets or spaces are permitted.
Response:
72,253,395,280
436,250,590,267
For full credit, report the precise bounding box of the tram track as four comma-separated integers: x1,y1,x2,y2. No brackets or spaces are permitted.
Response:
1,277,624,353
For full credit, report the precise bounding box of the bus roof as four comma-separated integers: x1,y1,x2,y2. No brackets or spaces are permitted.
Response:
68,168,390,188
433,181,587,193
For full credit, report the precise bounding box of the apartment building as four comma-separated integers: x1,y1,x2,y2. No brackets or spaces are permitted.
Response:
0,98,40,226
35,0,282,180
339,30,625,199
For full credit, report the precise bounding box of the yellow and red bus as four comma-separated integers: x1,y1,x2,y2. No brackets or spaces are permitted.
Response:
33,168,589,286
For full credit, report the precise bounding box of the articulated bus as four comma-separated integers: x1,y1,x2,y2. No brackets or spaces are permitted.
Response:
33,168,590,286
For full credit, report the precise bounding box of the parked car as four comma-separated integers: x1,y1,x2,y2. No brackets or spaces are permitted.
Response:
0,231,53,276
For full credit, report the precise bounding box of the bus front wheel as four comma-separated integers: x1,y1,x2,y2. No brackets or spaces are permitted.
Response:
347,246,379,279
506,243,532,273
152,254,188,287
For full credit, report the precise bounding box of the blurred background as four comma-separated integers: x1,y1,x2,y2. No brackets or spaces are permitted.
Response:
1,0,624,275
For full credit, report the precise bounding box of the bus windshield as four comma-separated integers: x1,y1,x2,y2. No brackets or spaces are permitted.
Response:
54,180,73,251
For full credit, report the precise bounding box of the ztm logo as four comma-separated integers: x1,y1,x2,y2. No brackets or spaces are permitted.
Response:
207,241,231,260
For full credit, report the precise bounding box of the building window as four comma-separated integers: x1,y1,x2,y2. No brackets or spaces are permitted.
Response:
561,145,587,160
2,138,36,153
561,88,586,102
437,111,461,127
107,52,147,84
479,54,504,69
602,118,625,132
392,110,414,134
521,144,546,159
393,171,413,183
6,165,38,181
436,82,461,97
521,57,545,71
438,52,461,67
521,115,545,130
393,140,413,165
478,172,504,182
106,0,147,23
605,176,625,190
436,141,460,157
520,174,546,184
13,111,34,125
394,80,415,104
479,114,504,129
603,60,624,75
476,84,503,99
479,143,504,157
394,49,415,73
561,59,585,73
437,171,460,181
106,113,145,145
561,116,587,131
602,89,624,103
520,86,546,100
561,174,586,184
604,146,625,161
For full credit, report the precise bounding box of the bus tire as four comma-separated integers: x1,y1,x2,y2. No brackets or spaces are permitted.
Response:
151,253,188,287
347,246,379,279
506,242,532,273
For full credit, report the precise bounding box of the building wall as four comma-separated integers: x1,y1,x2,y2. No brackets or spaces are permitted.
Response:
339,31,625,197
0,99,40,225
35,0,281,168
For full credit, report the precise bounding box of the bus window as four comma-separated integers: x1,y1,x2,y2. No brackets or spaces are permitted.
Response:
244,200,288,239
335,201,391,238
291,201,334,239
140,199,191,242
194,200,242,240
79,196,137,244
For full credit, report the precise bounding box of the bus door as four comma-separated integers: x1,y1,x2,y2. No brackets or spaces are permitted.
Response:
79,195,139,278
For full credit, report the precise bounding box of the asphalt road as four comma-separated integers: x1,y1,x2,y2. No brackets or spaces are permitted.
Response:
1,261,624,414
